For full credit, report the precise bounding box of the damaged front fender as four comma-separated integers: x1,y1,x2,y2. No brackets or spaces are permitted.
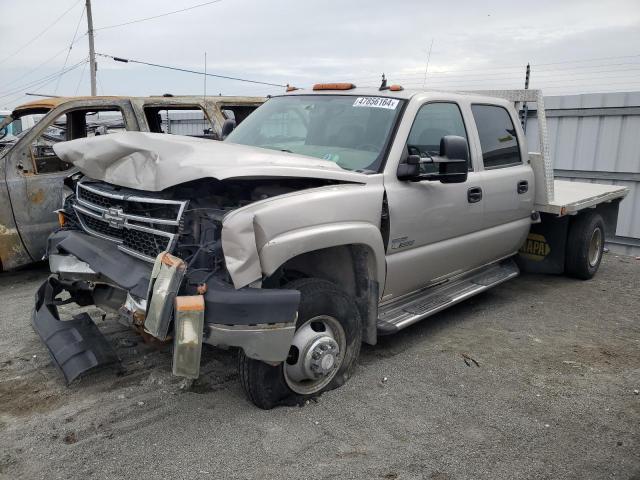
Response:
221,181,386,289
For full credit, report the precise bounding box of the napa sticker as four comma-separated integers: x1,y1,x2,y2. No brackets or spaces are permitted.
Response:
353,97,399,109
519,233,551,261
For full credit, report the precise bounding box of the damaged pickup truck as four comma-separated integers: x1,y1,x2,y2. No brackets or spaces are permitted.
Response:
0,95,263,271
33,85,628,409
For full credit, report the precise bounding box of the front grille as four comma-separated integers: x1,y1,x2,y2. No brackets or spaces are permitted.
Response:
73,179,187,262
77,209,125,239
78,186,183,220
122,229,171,258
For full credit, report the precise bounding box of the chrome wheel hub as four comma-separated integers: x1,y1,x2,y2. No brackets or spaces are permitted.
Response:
283,315,346,395
308,336,339,377
588,227,603,267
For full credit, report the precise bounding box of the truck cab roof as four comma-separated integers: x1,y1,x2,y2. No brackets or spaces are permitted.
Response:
282,85,512,107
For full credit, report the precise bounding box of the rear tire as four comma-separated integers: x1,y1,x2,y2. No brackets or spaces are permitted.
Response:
238,278,362,409
565,212,605,280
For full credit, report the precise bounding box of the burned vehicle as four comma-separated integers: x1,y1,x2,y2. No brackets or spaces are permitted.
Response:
0,95,263,271
33,86,627,409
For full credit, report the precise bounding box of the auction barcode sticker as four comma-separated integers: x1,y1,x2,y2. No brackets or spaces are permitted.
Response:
353,97,399,109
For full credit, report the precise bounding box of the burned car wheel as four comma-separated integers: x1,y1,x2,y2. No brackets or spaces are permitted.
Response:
238,278,362,409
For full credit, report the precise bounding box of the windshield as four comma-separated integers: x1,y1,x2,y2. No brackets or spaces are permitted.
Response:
225,95,404,172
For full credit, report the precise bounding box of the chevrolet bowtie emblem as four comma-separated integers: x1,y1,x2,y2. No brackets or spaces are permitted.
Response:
102,207,126,229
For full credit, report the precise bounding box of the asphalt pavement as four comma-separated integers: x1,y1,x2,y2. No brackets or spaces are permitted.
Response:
0,254,638,480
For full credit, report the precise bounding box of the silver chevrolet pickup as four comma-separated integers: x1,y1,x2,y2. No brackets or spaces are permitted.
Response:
32,84,628,409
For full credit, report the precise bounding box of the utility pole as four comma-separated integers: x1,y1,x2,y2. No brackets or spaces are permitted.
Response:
85,0,97,96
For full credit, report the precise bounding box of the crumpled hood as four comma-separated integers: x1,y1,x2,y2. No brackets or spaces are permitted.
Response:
53,131,367,191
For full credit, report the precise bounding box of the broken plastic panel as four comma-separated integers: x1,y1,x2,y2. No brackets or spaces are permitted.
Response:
145,252,186,340
173,295,205,379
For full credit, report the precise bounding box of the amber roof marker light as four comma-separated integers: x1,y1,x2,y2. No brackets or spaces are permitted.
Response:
312,83,356,91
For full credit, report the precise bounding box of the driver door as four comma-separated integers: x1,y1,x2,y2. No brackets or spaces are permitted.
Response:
382,101,485,302
4,102,137,261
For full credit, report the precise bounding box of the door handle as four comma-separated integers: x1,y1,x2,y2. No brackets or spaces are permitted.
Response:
467,187,483,203
517,180,529,194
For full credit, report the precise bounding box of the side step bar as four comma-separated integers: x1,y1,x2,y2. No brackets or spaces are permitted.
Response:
377,259,519,334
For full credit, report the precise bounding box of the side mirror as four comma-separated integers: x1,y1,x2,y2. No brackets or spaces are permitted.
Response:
221,118,236,139
397,135,469,183
437,135,469,184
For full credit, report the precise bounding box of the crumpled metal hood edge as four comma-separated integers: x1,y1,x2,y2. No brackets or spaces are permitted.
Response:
53,131,368,191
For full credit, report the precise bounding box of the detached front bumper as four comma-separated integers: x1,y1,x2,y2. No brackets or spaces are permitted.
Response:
33,230,300,382
33,276,119,384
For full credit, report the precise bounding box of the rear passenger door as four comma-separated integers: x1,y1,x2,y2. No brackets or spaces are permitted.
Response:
471,104,534,261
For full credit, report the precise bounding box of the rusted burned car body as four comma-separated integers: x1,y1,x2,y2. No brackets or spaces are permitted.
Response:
0,95,264,271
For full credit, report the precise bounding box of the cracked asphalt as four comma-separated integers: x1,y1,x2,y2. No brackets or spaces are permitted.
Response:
0,254,639,480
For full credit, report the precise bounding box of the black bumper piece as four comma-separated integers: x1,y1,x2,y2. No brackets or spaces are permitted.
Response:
48,230,300,327
33,277,119,384
48,230,152,298
204,278,300,326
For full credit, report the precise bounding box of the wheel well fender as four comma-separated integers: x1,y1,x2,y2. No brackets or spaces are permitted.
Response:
260,223,385,345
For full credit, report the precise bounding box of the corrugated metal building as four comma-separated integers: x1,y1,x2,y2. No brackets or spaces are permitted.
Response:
525,92,640,256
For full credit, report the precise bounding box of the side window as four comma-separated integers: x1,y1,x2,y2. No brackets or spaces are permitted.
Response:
28,108,126,175
221,105,259,125
145,106,216,138
471,104,521,169
29,113,70,174
406,102,469,173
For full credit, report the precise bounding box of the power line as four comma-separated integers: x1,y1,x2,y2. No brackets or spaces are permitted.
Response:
0,59,87,101
55,5,87,94
534,53,640,67
95,0,224,31
97,53,288,88
0,0,83,66
75,61,88,95
0,60,87,104
345,54,640,83
0,43,71,91
392,69,640,86
96,71,106,95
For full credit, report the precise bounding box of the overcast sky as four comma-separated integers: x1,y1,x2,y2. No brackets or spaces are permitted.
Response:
1,0,640,109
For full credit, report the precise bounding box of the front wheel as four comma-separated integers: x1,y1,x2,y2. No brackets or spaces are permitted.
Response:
238,278,362,409
565,212,605,280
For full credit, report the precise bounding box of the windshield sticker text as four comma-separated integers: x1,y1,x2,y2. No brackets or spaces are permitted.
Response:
353,97,399,110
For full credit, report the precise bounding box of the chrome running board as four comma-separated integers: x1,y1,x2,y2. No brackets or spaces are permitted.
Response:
377,259,519,334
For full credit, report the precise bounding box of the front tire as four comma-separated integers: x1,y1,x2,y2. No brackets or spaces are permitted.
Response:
565,212,605,280
238,278,362,409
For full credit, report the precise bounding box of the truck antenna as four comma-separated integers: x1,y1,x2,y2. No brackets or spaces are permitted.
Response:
379,73,387,90
422,39,434,89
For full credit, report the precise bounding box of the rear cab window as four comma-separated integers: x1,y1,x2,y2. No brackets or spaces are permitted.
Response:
471,104,521,169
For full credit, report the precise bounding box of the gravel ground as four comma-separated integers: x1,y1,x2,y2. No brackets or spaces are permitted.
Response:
0,254,639,480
